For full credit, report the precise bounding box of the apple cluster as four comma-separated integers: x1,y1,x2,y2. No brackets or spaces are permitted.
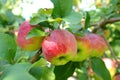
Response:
16,21,108,65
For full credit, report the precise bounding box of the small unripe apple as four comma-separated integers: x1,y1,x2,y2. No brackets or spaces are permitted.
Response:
72,35,91,61
87,33,107,57
16,21,43,51
42,29,77,65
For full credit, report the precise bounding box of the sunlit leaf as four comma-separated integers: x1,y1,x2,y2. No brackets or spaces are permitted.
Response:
0,33,16,64
0,63,36,80
26,28,46,39
51,0,73,18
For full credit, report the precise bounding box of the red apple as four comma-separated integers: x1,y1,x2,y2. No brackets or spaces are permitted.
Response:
42,29,77,65
113,74,120,80
72,35,91,61
16,21,43,51
87,33,107,57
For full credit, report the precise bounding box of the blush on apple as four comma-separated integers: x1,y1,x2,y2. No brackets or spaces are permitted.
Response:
16,21,43,51
42,29,77,65
113,74,120,80
87,33,107,57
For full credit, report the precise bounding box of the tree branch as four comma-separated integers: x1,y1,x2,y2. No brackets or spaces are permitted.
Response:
30,48,42,63
101,35,120,66
91,17,120,28
0,72,2,76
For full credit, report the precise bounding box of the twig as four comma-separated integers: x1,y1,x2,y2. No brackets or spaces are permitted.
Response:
0,72,2,76
101,34,120,66
91,17,120,28
91,17,120,66
30,48,42,63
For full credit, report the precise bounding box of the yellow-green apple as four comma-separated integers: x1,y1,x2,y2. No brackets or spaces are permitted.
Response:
72,35,91,61
87,33,107,57
16,21,43,51
42,29,77,65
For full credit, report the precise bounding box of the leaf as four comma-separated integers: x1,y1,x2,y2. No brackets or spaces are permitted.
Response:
30,66,55,80
0,33,16,64
29,58,55,80
26,27,46,39
0,63,36,80
68,23,82,33
30,14,48,25
30,58,48,68
63,11,82,24
91,57,111,80
84,12,90,29
51,0,73,18
54,62,76,80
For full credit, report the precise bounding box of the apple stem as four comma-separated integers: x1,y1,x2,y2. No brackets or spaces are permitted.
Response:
30,48,42,63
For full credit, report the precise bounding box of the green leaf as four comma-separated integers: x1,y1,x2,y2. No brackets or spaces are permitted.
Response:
29,58,55,80
54,62,76,80
26,27,46,39
91,57,111,80
63,11,82,24
30,58,48,68
51,0,73,18
68,23,82,33
0,33,16,64
30,14,48,25
0,63,36,80
84,12,90,29
30,66,55,80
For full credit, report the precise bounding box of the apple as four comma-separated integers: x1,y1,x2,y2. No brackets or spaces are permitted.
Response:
16,21,43,51
113,74,120,80
72,35,91,61
87,33,107,57
42,29,77,65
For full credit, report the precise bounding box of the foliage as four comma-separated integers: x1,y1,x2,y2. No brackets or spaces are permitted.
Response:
0,0,120,80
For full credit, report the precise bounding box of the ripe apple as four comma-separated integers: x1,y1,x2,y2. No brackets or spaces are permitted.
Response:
16,21,43,51
42,29,77,65
113,74,120,80
87,33,107,57
72,35,91,61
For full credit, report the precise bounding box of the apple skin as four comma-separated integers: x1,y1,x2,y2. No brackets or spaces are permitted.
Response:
16,21,43,51
113,74,120,80
87,33,107,57
42,29,77,65
72,35,91,61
